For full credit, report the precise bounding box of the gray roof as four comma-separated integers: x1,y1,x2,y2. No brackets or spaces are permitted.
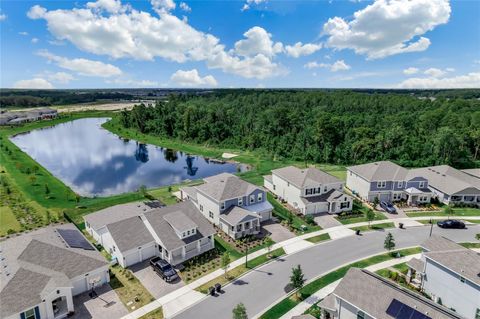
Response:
421,235,466,252
196,173,261,201
0,224,107,318
301,189,351,205
462,168,480,179
84,201,155,230
272,166,341,188
106,216,155,252
220,206,260,226
180,186,198,201
144,201,215,251
409,165,480,196
425,249,480,286
264,175,273,183
347,161,408,182
328,268,461,319
163,211,197,233
318,293,337,312
406,258,425,273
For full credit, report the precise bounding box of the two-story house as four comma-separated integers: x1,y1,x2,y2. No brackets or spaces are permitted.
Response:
406,235,480,319
84,201,215,267
346,161,432,205
263,166,353,215
179,173,273,239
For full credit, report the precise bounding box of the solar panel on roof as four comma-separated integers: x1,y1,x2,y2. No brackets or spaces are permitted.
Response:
57,228,94,250
386,299,432,319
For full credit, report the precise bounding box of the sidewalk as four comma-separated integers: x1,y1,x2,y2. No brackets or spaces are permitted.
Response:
121,215,479,319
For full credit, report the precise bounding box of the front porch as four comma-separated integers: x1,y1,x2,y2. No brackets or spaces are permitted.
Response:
219,206,262,239
404,187,432,206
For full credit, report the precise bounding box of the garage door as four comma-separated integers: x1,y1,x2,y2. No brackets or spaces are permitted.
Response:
72,278,87,296
124,251,141,267
379,193,391,201
140,245,156,261
259,210,272,221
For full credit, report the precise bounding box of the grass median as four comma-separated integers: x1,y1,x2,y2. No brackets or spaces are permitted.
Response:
259,247,422,319
305,233,331,244
350,222,395,232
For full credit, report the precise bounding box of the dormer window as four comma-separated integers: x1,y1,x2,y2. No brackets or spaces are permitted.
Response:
324,186,327,192
221,202,225,210
419,181,425,188
258,193,263,201
377,181,386,188
398,181,403,188
250,195,255,203
238,197,243,206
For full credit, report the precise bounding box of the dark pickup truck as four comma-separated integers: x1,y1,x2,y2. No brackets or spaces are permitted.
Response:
149,257,178,282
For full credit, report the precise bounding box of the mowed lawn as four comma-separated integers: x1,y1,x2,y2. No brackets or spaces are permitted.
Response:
406,207,480,218
0,206,21,235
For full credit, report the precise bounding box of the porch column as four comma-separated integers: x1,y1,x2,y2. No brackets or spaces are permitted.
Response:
66,292,74,313
182,246,186,258
197,240,201,253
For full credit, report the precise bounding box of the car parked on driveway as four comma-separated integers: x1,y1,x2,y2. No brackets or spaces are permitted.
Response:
380,201,397,214
437,219,466,229
150,257,178,282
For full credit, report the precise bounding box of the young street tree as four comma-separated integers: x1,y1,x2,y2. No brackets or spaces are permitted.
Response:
221,252,231,278
384,232,396,253
365,208,376,228
443,205,453,219
290,264,306,299
232,303,248,319
264,236,274,257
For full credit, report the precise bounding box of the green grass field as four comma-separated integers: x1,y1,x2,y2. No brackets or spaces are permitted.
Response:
305,233,331,243
406,208,480,218
350,222,396,232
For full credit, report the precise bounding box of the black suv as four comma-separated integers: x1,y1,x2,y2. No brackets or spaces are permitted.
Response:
437,219,466,229
150,257,178,282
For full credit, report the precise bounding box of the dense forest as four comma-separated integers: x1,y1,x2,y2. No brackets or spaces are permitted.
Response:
118,90,479,168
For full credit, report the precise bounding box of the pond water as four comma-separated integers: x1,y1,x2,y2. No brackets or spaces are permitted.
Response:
10,118,245,196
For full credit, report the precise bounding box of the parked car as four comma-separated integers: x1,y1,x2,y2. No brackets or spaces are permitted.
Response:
150,257,178,282
437,219,466,229
380,201,397,214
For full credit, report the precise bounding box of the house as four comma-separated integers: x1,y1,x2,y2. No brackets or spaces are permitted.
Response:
409,165,480,206
264,166,353,215
346,161,432,205
318,268,462,319
84,201,215,267
406,235,480,319
179,173,273,239
0,224,109,319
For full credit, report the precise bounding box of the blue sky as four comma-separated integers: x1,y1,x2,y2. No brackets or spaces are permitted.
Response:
1,0,479,89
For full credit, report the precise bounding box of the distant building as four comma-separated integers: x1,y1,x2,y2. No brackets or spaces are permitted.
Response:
264,166,353,215
319,268,462,319
0,224,109,319
0,108,58,126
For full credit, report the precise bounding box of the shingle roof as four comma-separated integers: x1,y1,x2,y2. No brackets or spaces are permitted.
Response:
462,168,480,179
84,201,154,230
144,201,215,251
163,211,197,233
196,173,261,201
425,249,480,286
300,189,351,205
347,161,408,182
272,166,342,188
409,165,480,196
406,258,425,273
421,235,465,252
0,224,107,318
220,206,260,226
329,268,461,319
106,216,155,252
180,186,198,201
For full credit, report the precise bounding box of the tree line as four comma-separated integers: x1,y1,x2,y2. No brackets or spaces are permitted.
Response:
118,90,480,168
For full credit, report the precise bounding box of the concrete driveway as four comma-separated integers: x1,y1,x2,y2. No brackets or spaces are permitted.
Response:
262,220,296,242
130,260,185,299
314,213,342,229
72,284,127,319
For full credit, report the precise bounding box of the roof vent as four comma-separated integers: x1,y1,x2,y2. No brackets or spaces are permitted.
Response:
442,174,446,177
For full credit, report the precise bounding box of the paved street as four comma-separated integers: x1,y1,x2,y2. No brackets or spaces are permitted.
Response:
173,225,480,319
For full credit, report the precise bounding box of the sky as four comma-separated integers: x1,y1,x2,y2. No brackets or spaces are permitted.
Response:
0,0,479,89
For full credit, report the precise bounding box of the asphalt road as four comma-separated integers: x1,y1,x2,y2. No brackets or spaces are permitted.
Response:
173,225,480,319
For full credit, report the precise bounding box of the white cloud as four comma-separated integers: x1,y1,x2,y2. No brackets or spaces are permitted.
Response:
13,78,54,89
323,0,451,59
170,69,217,87
151,0,176,14
48,72,75,84
31,38,39,44
241,0,267,11
234,27,283,58
403,67,419,75
28,1,286,79
285,42,322,58
106,78,159,87
179,2,191,12
0,13,7,21
398,72,480,89
304,60,350,72
87,0,124,13
19,31,29,36
424,67,446,78
37,50,122,77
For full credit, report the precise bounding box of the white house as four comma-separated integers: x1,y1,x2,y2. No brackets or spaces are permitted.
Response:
179,173,273,239
319,268,462,319
406,235,480,319
0,224,109,319
264,166,353,215
84,201,215,267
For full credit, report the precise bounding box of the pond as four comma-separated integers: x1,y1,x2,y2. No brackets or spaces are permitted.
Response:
10,118,246,196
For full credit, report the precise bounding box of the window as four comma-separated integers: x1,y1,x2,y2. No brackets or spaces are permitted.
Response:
182,232,186,237
419,181,425,188
397,181,403,188
221,202,225,210
200,204,204,212
238,197,243,206
306,189,311,195
324,186,328,192
475,308,480,319
250,195,255,203
192,229,196,234
187,230,190,235
24,308,37,319
357,311,365,319
165,250,169,257
340,202,350,209
209,211,214,218
258,193,263,201
273,185,276,191
377,181,386,188
287,182,290,187
245,222,250,229
460,276,466,283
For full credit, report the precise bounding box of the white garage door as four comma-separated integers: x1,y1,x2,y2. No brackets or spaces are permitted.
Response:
140,245,156,261
259,210,272,222
124,251,141,267
72,277,87,296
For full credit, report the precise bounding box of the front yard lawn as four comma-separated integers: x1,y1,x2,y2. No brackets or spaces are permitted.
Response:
109,266,155,311
337,211,386,225
406,207,480,218
305,233,331,244
350,222,395,232
139,308,164,319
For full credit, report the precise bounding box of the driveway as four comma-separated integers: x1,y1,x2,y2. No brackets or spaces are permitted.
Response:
72,284,127,319
130,260,185,299
262,220,296,242
314,213,342,229
173,225,480,319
